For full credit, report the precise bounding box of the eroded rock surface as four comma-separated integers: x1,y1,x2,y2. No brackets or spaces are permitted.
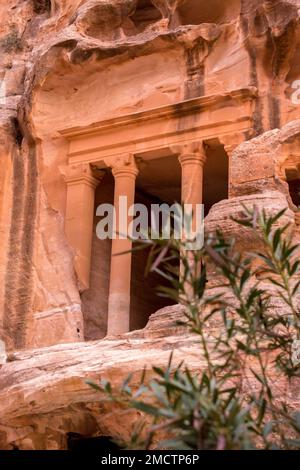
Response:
0,302,299,450
0,0,300,450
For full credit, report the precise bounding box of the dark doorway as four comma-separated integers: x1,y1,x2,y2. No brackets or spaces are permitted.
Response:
203,143,229,216
67,433,122,452
287,178,300,208
130,155,181,331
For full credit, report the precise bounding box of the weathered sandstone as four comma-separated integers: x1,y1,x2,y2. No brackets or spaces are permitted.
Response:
0,0,300,449
0,300,299,450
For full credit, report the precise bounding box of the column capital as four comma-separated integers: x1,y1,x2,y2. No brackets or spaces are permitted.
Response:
219,134,246,157
104,153,139,179
63,163,104,189
172,141,206,167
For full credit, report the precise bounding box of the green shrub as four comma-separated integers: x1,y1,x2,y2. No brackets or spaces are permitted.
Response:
88,206,300,450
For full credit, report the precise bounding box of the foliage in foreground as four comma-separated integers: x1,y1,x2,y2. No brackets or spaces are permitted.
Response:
88,207,300,450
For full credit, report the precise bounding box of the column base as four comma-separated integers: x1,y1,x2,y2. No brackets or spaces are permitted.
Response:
107,293,130,335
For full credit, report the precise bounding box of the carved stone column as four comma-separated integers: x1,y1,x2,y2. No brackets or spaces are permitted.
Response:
219,134,246,198
176,142,206,210
64,163,103,291
173,142,206,293
105,155,139,335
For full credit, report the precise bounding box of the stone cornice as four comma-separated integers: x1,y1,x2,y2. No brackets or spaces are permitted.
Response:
59,87,258,141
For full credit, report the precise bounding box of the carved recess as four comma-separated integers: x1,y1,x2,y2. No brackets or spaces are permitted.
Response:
74,0,221,42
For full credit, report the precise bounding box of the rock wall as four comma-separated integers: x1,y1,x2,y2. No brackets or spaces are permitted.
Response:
0,0,299,349
0,0,300,449
0,298,299,450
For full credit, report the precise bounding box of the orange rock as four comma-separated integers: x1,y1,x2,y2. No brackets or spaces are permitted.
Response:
0,0,299,449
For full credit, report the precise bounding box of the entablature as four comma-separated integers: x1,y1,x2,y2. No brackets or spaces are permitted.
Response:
59,87,257,167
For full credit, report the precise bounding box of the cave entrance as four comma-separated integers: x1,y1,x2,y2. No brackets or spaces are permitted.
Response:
67,433,121,452
286,177,300,208
284,166,300,220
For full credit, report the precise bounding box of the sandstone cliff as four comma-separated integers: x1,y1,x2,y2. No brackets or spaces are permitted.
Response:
0,0,300,450
1,0,300,349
